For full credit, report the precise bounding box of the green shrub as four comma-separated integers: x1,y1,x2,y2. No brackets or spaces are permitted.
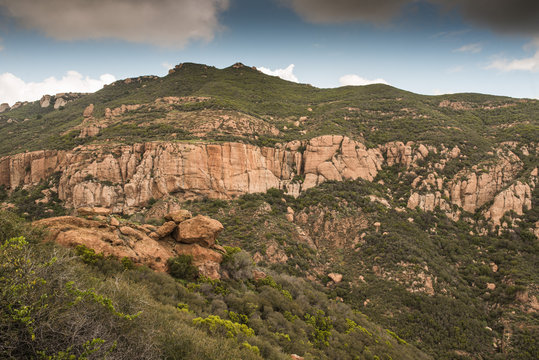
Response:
193,315,255,338
167,254,199,281
75,244,104,265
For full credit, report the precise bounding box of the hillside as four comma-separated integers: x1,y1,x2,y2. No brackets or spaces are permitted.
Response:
0,62,537,359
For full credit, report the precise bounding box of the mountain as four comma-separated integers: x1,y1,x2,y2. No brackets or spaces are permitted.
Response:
0,62,537,359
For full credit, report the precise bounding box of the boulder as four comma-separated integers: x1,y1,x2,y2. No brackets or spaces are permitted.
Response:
54,97,68,109
328,273,343,283
39,95,51,108
165,209,192,223
156,221,177,238
174,215,223,247
76,207,112,216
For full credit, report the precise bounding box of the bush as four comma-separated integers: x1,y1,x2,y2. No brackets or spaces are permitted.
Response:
193,315,255,338
222,249,254,280
167,254,199,281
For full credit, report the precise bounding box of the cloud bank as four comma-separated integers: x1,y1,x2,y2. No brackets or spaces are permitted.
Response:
0,0,229,47
339,74,389,86
281,0,539,36
257,64,299,82
487,51,539,72
0,71,116,105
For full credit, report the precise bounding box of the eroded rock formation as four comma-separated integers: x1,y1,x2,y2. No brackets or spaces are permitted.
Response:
1,136,535,229
0,136,387,213
34,210,225,279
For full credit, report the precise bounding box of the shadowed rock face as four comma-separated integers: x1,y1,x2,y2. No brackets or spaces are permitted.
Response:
34,210,226,279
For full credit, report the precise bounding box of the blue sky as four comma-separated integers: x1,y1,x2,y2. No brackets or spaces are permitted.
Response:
0,0,538,105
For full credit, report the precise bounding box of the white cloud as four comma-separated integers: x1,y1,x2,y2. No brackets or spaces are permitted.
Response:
0,71,116,105
0,0,229,48
486,51,539,72
454,43,482,54
162,62,174,71
257,64,299,82
339,74,389,86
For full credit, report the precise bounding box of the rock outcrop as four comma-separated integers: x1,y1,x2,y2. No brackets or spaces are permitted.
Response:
484,182,533,226
407,148,527,221
174,215,223,247
40,95,52,108
34,210,226,279
1,135,534,229
0,103,10,113
0,136,386,213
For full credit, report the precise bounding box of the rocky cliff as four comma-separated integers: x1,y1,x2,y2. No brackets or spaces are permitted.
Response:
2,135,535,229
0,135,386,213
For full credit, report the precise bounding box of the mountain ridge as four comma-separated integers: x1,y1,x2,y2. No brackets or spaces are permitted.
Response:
0,61,537,359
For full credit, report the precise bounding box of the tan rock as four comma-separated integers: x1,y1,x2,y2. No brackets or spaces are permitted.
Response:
76,207,112,216
212,244,226,253
34,216,173,271
487,283,496,290
39,95,51,108
119,226,145,240
156,221,177,238
174,215,223,247
165,209,193,224
328,273,343,283
0,103,10,112
266,243,288,263
54,97,68,109
83,104,94,117
109,217,120,226
485,181,532,226
174,243,223,279
252,269,267,281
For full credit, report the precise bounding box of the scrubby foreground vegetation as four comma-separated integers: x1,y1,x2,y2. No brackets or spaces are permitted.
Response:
0,211,428,360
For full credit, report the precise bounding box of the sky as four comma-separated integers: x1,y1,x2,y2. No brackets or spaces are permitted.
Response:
0,0,538,105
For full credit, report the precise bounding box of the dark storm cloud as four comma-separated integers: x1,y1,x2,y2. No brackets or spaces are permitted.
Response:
0,0,230,47
282,0,539,36
444,0,539,36
280,0,410,24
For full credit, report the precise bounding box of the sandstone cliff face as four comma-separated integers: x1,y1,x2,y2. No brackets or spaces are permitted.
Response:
407,148,532,224
1,136,534,229
484,181,534,226
0,136,387,213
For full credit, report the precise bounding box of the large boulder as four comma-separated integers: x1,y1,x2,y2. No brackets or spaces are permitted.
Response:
155,221,177,238
174,214,223,247
165,209,192,223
